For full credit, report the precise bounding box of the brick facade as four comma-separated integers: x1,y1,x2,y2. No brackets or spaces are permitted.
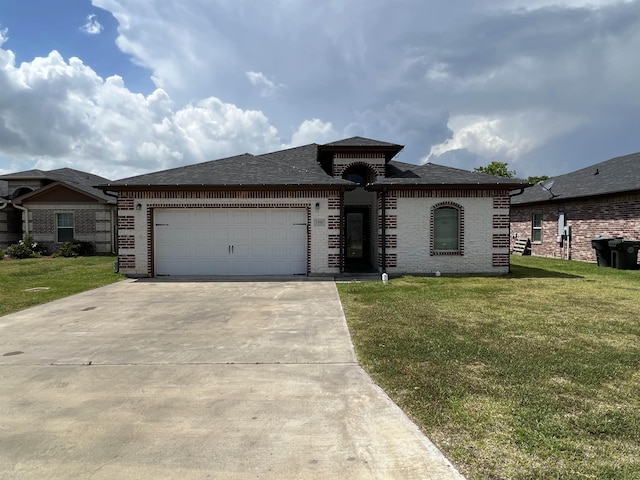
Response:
116,190,343,277
332,154,386,178
380,188,511,275
14,205,115,254
511,193,640,262
115,185,513,277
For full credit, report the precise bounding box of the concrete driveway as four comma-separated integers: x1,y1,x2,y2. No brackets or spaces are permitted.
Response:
0,279,464,479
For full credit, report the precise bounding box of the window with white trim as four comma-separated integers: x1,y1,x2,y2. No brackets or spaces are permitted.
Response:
532,212,543,242
56,213,74,242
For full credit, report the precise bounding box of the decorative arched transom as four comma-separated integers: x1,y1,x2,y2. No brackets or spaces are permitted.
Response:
340,162,378,186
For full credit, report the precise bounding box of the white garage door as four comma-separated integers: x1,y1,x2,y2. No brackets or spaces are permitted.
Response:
154,208,308,275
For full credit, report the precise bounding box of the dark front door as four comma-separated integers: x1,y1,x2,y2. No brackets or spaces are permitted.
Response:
345,206,371,270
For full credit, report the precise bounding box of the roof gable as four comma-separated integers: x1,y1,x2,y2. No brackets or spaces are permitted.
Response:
14,182,110,204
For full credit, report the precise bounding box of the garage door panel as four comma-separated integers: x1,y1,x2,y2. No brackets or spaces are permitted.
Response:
154,208,307,276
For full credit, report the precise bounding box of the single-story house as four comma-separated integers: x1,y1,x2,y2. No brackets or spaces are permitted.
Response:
0,168,116,253
510,152,640,262
98,137,527,277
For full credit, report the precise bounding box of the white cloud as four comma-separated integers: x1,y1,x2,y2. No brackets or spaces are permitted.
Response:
424,110,585,165
0,44,286,178
246,71,283,97
0,38,343,179
3,0,640,180
80,14,103,35
287,119,337,147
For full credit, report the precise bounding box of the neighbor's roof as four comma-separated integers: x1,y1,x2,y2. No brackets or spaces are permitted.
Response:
512,151,640,205
0,168,115,203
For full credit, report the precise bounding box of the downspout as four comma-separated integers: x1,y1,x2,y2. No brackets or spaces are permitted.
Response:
14,204,29,238
110,205,117,254
381,188,387,273
339,189,345,273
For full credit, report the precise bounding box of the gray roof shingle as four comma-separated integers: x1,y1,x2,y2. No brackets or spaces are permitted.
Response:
378,161,528,187
323,136,403,149
0,168,114,203
100,139,529,190
512,152,640,205
106,144,353,188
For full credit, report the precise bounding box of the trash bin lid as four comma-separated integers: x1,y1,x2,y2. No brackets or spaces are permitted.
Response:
620,240,640,252
592,237,617,248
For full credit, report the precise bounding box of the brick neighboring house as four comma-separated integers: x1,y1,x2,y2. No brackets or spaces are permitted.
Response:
98,137,527,277
510,152,640,263
0,168,117,253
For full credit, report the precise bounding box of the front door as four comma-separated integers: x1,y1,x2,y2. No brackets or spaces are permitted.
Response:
344,206,371,270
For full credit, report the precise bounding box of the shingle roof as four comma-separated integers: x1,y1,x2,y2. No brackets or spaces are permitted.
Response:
99,139,528,191
376,161,528,187
512,151,640,205
323,136,403,148
0,167,115,203
104,144,354,188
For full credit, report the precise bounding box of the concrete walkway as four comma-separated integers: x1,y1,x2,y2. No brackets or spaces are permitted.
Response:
0,279,464,479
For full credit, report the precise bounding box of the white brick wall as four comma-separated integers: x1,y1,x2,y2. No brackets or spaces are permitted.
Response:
389,197,508,274
121,196,340,276
117,191,511,277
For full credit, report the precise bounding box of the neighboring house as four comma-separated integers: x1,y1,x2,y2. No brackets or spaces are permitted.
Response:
98,137,526,277
0,168,117,253
510,152,640,262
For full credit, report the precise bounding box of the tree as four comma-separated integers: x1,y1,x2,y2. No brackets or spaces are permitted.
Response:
526,175,550,184
474,161,515,178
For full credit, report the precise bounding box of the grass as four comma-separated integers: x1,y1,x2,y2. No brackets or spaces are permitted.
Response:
0,256,123,317
337,256,640,480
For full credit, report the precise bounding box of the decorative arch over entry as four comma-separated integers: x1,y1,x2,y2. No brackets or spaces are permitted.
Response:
340,162,378,186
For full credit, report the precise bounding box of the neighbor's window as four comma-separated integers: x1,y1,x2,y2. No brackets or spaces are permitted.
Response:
433,206,460,251
56,213,74,242
532,212,543,242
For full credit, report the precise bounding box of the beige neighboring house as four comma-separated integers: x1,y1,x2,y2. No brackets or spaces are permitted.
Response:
0,168,116,254
98,137,527,278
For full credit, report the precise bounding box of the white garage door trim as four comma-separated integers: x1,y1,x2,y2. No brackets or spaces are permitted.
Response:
154,208,308,276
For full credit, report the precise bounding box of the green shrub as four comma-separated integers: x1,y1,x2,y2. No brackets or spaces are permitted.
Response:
22,235,48,256
57,239,95,257
6,241,39,259
0,250,4,260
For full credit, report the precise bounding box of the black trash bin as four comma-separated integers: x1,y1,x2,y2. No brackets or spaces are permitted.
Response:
609,240,640,270
591,237,620,267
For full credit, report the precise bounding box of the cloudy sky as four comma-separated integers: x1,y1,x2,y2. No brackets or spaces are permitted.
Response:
1,0,639,180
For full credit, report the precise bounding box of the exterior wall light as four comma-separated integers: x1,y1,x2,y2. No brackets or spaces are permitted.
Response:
136,203,142,210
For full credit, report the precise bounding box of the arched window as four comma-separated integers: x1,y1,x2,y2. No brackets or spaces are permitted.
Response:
431,203,463,255
341,164,375,186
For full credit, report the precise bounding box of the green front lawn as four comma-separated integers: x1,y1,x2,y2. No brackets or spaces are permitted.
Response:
338,256,640,480
0,256,123,317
